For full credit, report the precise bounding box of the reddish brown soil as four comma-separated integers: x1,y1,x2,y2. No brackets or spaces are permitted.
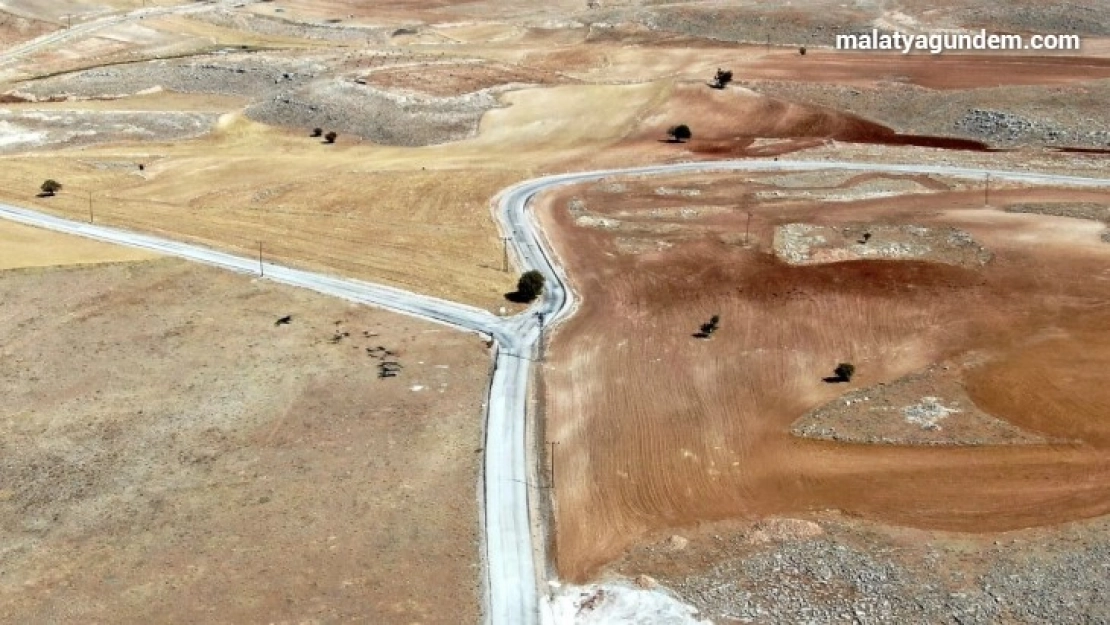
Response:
539,177,1110,582
740,53,1110,90
642,83,989,156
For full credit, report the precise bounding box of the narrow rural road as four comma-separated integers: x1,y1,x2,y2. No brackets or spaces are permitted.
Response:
1,160,1108,625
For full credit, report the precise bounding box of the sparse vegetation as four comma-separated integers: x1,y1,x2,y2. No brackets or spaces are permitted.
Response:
667,124,692,143
39,179,62,196
514,270,546,302
834,362,855,382
695,314,721,339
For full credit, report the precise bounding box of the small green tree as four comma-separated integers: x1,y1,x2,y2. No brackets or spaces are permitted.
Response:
324,131,338,143
667,124,692,143
40,179,62,196
311,127,323,137
834,362,855,382
516,270,546,302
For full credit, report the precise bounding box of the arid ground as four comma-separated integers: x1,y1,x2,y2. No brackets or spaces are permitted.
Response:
0,247,489,623
539,172,1110,589
2,0,1110,621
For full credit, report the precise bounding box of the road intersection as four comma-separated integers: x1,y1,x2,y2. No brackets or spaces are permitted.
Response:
2,160,1108,624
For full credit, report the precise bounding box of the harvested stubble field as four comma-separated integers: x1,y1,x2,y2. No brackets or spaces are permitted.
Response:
0,255,488,624
538,172,1110,582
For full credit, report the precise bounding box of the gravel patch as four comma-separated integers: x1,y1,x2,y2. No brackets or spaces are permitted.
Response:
13,54,324,100
245,80,503,146
666,516,1110,625
0,109,215,152
189,10,392,44
773,223,991,267
750,80,1110,149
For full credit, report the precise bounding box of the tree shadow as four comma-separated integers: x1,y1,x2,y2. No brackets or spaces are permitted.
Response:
822,376,849,384
658,138,686,144
35,192,55,198
692,332,711,339
504,290,534,303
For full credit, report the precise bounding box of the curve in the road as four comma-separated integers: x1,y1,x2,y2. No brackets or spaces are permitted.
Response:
1,160,1108,625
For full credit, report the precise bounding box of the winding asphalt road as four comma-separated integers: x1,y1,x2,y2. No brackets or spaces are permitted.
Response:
2,160,1108,625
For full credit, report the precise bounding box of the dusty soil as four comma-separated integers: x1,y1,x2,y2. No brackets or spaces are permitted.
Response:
0,258,489,624
539,171,1110,582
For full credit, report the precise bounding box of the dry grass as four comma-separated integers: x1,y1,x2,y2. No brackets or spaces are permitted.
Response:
0,258,489,623
0,219,157,269
0,114,529,308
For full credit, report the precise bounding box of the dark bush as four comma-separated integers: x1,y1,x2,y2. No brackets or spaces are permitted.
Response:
39,179,62,196
834,362,855,382
667,124,692,143
514,270,546,302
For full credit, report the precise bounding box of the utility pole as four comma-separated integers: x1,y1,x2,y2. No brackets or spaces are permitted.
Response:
502,236,511,272
535,311,546,362
984,174,991,206
547,440,558,490
258,241,264,277
744,211,752,245
88,191,93,223
766,34,771,53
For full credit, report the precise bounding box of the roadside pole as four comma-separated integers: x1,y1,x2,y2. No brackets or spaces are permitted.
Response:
547,440,558,490
258,241,264,277
985,173,991,206
88,191,93,223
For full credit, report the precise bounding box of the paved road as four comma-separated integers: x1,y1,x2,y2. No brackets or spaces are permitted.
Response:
2,161,1108,625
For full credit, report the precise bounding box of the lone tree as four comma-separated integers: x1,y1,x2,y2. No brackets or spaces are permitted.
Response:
40,179,62,196
712,68,733,89
834,362,856,382
667,124,692,143
799,46,807,56
311,127,323,137
515,270,546,302
324,131,338,144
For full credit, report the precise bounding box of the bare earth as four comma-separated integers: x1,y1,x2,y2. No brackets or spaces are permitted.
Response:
0,258,488,624
539,172,1110,585
2,0,1110,622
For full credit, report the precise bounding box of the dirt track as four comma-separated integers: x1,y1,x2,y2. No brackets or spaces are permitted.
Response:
539,174,1110,581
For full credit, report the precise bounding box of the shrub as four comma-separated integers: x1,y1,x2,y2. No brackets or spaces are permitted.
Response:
516,270,546,302
667,124,692,143
799,46,807,56
834,362,855,382
324,131,338,143
40,179,62,196
712,68,733,89
311,127,323,137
